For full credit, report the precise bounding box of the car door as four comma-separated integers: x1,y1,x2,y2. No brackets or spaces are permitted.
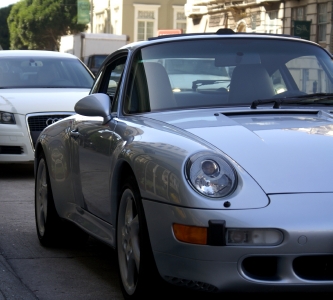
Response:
71,53,127,222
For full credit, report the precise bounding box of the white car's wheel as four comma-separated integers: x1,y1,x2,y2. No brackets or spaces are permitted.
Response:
117,177,161,299
35,153,62,246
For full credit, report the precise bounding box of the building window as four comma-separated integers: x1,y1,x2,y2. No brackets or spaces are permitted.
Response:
318,3,327,42
291,7,306,36
268,11,278,20
173,6,186,33
133,4,160,42
138,11,154,41
111,3,121,35
95,12,105,33
251,13,258,31
266,11,278,33
292,6,306,20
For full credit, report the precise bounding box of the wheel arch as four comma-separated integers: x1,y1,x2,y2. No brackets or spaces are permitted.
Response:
34,142,62,217
34,142,44,177
110,159,138,227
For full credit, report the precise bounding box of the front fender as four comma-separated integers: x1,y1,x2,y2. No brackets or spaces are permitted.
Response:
112,117,269,211
35,118,76,217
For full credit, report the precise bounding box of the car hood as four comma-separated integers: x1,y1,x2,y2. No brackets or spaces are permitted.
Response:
150,109,333,194
0,88,90,115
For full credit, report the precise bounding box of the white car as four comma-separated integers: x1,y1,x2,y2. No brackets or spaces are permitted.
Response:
0,50,94,163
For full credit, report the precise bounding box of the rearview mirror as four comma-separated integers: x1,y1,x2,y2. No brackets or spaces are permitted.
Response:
215,52,261,67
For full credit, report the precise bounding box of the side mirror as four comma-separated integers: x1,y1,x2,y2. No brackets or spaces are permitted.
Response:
74,93,112,124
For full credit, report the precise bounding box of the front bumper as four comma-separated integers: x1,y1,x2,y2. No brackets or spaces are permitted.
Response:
143,193,333,292
0,114,34,162
0,112,73,163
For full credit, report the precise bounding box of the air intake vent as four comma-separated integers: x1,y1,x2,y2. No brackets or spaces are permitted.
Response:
242,256,279,280
293,255,333,280
164,276,218,292
0,146,23,154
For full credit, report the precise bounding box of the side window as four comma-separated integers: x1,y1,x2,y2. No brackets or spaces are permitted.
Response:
124,60,150,114
271,69,287,94
286,56,329,94
94,55,127,113
108,63,125,97
110,59,126,113
90,69,104,94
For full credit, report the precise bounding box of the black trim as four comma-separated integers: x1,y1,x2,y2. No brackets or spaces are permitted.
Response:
222,110,323,116
149,30,297,41
207,220,226,246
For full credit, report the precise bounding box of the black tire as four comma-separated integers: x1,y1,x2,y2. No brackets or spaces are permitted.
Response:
35,152,63,246
35,152,89,247
116,176,162,299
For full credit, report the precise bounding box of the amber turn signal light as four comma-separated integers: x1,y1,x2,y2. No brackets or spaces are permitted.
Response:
173,223,208,245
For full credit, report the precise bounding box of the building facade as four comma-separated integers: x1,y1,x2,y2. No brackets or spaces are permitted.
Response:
87,0,187,43
185,0,333,52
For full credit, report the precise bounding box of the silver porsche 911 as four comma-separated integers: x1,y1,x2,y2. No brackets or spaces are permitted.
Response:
34,30,333,299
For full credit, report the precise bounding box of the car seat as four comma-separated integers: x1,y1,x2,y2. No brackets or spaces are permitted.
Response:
142,62,177,111
228,64,275,104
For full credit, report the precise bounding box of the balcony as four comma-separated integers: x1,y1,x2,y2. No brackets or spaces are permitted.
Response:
190,0,280,4
186,0,281,17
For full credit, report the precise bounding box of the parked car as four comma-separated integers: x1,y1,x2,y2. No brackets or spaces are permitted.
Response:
34,30,333,299
0,50,94,163
83,54,108,75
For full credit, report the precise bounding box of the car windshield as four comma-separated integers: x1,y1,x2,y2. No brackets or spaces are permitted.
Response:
124,38,333,113
0,56,94,88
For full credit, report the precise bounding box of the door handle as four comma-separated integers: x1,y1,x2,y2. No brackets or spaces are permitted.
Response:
70,129,80,138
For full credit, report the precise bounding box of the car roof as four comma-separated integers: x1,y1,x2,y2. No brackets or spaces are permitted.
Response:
120,31,322,51
0,50,78,58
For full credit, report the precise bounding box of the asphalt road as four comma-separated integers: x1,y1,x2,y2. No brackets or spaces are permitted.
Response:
0,163,123,300
0,163,332,300
0,163,212,300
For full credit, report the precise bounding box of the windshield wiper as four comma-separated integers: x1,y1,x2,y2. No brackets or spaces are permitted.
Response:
251,93,333,109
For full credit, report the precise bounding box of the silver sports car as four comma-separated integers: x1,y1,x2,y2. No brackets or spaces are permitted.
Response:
34,30,333,299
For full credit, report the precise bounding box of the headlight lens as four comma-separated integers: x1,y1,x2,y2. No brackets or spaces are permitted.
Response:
0,112,15,124
186,152,237,198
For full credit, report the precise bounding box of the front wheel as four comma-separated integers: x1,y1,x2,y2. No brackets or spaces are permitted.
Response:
35,153,89,247
35,153,62,246
117,177,161,299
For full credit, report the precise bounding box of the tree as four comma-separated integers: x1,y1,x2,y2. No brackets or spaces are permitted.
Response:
0,5,13,50
8,0,87,50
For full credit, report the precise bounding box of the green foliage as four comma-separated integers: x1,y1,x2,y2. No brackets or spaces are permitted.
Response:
8,0,87,50
0,5,13,50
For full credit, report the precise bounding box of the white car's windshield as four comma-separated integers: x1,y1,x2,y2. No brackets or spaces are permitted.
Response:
0,56,94,88
124,38,333,113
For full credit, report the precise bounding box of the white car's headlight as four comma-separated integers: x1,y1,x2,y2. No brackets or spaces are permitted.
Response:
0,111,15,124
186,152,237,198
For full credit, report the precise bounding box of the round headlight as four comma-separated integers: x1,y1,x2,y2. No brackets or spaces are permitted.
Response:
186,152,237,198
0,112,15,124
201,160,219,177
